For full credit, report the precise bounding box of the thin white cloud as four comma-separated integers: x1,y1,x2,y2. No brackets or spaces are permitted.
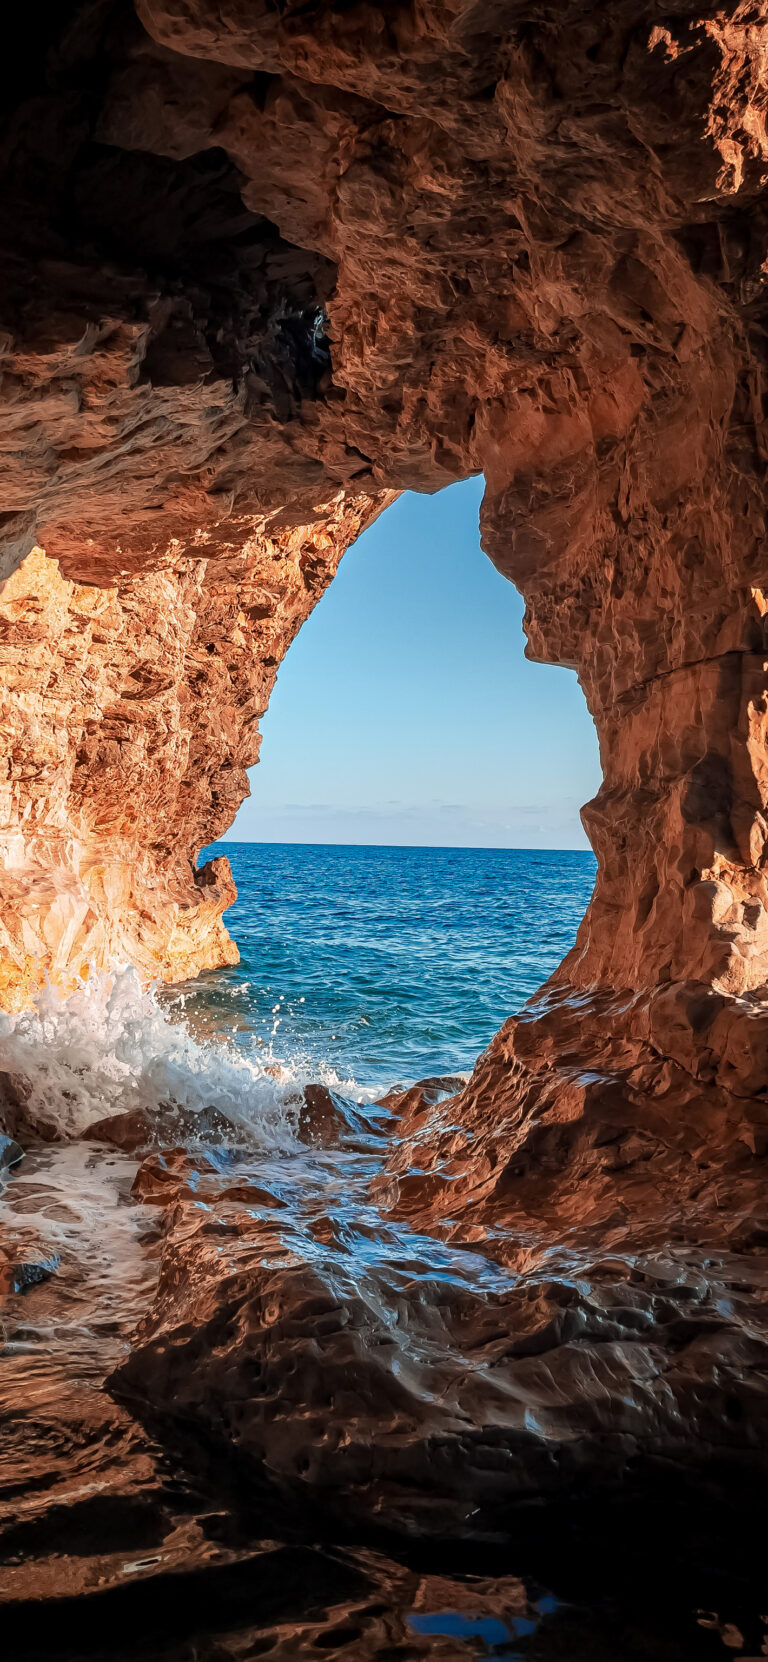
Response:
226,795,591,850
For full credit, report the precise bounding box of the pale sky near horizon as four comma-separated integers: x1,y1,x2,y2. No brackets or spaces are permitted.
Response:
227,477,601,849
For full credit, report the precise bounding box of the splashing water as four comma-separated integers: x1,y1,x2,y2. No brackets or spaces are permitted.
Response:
0,968,316,1145
0,846,598,1144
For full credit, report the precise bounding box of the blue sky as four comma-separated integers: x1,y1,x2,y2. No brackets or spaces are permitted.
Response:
228,477,601,848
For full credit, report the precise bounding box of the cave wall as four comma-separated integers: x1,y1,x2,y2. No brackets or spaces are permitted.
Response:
0,493,381,1007
2,0,768,1038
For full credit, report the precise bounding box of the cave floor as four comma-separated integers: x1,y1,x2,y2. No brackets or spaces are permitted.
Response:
1,1137,766,1662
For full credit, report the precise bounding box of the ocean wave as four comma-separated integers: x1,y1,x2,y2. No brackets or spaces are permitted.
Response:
0,968,316,1144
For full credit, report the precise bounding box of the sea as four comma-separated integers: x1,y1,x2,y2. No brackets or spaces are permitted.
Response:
175,842,597,1092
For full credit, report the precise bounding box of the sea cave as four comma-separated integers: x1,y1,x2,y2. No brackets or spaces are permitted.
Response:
1,2,768,1657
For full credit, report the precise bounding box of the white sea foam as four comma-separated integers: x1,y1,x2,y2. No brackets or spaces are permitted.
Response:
0,967,310,1144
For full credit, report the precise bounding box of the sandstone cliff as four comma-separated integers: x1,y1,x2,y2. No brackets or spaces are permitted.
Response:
0,495,384,1007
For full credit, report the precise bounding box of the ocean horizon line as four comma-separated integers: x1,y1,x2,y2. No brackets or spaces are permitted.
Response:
207,839,596,855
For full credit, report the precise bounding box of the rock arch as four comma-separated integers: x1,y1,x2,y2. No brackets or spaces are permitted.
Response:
4,1,768,1078
2,0,768,1562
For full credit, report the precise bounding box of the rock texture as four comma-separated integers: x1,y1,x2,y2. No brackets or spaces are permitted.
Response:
113,1122,768,1536
3,0,768,1592
0,495,382,1006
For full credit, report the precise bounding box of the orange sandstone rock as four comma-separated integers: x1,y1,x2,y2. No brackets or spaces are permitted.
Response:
0,496,386,1006
2,2,768,1538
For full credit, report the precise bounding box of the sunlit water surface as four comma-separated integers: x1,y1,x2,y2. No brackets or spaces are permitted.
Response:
173,844,597,1089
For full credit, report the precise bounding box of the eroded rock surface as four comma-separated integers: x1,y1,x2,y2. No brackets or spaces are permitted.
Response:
113,1130,768,1535
0,494,383,1007
2,0,768,1620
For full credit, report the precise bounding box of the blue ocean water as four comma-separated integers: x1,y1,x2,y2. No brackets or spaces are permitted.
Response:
180,844,596,1092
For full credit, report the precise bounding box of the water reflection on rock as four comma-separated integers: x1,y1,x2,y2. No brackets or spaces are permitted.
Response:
1,1043,767,1658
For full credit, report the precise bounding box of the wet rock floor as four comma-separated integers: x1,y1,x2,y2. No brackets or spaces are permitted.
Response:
1,1136,766,1661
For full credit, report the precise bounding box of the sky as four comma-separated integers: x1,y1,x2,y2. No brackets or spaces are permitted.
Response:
227,477,601,849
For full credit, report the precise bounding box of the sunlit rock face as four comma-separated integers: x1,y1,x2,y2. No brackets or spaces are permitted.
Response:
3,0,768,1583
0,496,381,1008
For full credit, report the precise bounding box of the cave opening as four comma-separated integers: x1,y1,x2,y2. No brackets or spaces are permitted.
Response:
184,477,601,1093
